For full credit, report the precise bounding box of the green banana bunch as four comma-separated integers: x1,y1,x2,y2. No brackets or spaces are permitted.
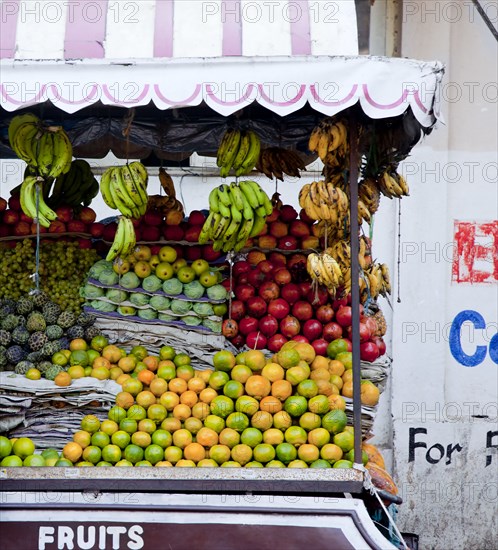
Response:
100,162,149,218
106,217,137,262
199,180,273,253
217,129,261,178
20,175,57,228
49,160,99,208
8,113,73,179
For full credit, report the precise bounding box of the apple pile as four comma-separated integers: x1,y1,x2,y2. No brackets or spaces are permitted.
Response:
0,195,99,246
223,250,386,363
245,204,320,251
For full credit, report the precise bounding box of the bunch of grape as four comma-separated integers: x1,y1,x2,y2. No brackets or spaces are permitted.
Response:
0,240,99,312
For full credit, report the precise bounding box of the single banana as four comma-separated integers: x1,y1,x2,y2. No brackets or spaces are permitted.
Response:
217,184,232,207
219,130,242,178
308,127,321,152
100,168,117,209
36,132,55,178
222,215,242,244
238,131,261,175
12,123,39,165
8,113,39,147
106,217,127,262
317,132,330,161
239,180,260,210
108,169,134,217
128,161,148,188
298,184,311,208
240,189,255,220
120,218,137,258
232,131,251,175
208,187,220,214
212,215,231,241
20,176,39,219
249,214,267,238
48,129,73,179
112,168,138,210
121,165,145,207
327,126,342,152
247,180,272,215
198,211,216,244
228,183,244,211
234,216,254,251
218,199,231,219
397,173,410,196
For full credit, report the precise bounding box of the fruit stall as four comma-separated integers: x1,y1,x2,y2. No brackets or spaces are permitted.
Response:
0,4,444,549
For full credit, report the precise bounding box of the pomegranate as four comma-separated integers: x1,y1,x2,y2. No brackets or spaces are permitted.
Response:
332,297,348,310
302,319,323,341
307,286,328,307
230,300,246,321
336,306,353,327
55,206,73,223
280,283,301,305
141,226,161,241
269,252,286,266
8,195,21,211
259,281,280,302
188,210,206,226
291,301,313,321
0,197,7,211
323,322,343,342
298,281,312,297
78,207,97,224
202,244,222,262
267,334,288,353
239,317,259,335
269,221,288,238
316,305,334,324
233,261,252,278
13,222,30,236
163,225,185,241
360,341,380,362
267,298,291,320
247,269,266,287
258,314,279,337
184,225,203,243
246,331,267,350
230,334,246,348
292,335,309,344
258,260,274,275
279,205,298,223
280,315,301,338
371,336,387,356
346,322,372,343
234,284,255,302
246,296,267,318
77,238,92,249
144,210,163,226
311,338,329,356
67,220,86,233
19,212,33,224
299,208,315,224
266,209,280,223
364,316,378,337
184,246,202,261
273,268,292,286
278,236,299,251
287,254,307,270
222,319,239,338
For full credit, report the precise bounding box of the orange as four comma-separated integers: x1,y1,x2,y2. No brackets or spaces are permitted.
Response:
287,459,308,468
100,420,119,436
245,461,264,468
187,377,206,394
102,345,122,364
245,375,271,400
157,361,176,381
329,360,345,376
155,461,173,467
176,364,195,381
322,410,348,434
330,375,343,391
299,412,321,431
210,396,235,418
244,350,266,372
226,412,250,432
218,428,240,448
272,411,293,430
151,430,173,449
131,431,152,448
276,442,298,464
259,396,282,414
298,444,320,463
67,365,85,379
176,459,196,468
250,411,273,431
333,431,355,453
209,444,231,465
138,369,155,386
271,380,293,401
147,404,167,423
199,388,218,404
93,357,111,370
168,377,188,395
283,395,307,417
123,444,144,464
253,443,276,464
341,380,353,398
261,363,285,382
82,445,102,464
308,395,330,415
180,390,198,408
361,381,380,406
149,378,168,397
213,350,236,372
297,379,318,398
69,338,88,352
108,405,127,423
159,391,180,411
81,415,101,433
143,356,159,372
144,444,165,465
184,442,206,463
173,404,192,421
231,444,253,465
208,371,229,391
136,391,157,409
285,366,308,386
342,369,353,383
203,415,225,434
110,367,124,381
235,395,259,416
328,394,346,411
184,417,203,435
118,355,136,374
73,430,91,449
263,428,284,446
284,426,307,446
91,366,110,380
311,355,329,371
223,380,244,399
111,431,131,449
138,418,158,434
308,428,330,448
196,369,213,384
315,379,334,396
292,343,316,364
192,402,210,420
127,404,147,421
119,418,138,434
63,442,83,463
91,431,110,449
310,368,330,382
230,365,252,384
101,445,122,464
54,371,71,387
164,446,183,464
161,417,182,433
172,429,193,449
240,428,263,448
196,427,219,448
121,378,143,396
116,374,131,385
320,443,343,463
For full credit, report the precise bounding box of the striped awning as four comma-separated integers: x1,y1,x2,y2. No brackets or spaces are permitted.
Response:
0,0,358,60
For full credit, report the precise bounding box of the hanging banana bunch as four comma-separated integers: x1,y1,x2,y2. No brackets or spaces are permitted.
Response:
256,147,306,180
217,129,261,178
307,252,343,296
49,160,99,208
19,176,57,228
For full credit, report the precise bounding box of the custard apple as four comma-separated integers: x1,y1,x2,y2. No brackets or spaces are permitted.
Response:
2,314,19,331
12,326,30,345
41,341,61,357
0,329,11,346
67,325,85,340
57,311,76,329
37,360,52,374
14,360,35,375
31,290,49,308
77,312,96,327
46,325,64,341
84,326,102,340
42,302,62,324
45,364,64,381
26,312,46,332
28,331,49,351
6,345,28,364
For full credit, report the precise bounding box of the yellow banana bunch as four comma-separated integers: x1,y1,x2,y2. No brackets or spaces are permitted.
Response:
217,129,261,178
299,180,349,226
8,113,73,179
365,263,391,299
307,253,343,295
377,171,410,199
100,162,148,218
49,160,99,208
359,178,381,215
199,180,272,253
20,175,57,228
106,217,137,262
256,147,306,180
309,119,348,163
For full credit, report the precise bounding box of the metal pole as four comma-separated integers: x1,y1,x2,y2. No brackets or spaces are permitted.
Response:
348,114,362,467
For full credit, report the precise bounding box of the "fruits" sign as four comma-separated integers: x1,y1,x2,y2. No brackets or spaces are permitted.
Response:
38,524,144,549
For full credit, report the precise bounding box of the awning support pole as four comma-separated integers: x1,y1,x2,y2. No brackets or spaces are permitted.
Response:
348,112,362,467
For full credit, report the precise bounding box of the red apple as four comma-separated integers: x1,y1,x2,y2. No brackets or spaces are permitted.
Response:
371,336,386,356
287,254,307,270
234,284,255,302
289,220,311,238
259,314,279,337
336,306,353,327
247,269,266,287
269,221,288,238
269,252,287,266
311,338,329,356
19,212,33,224
89,222,105,238
265,209,280,223
230,334,246,349
258,235,278,249
279,205,298,223
141,226,161,241
302,319,323,341
360,341,380,362
134,227,142,242
78,207,96,223
230,300,246,321
67,220,86,233
184,225,202,243
280,283,301,305
259,281,279,302
203,244,222,262
246,296,267,318
307,286,329,307
0,197,7,212
323,322,343,342
239,317,259,335
48,220,66,233
292,335,309,344
8,195,21,211
163,225,185,241
144,210,163,226
316,305,334,324
0,225,11,237
233,261,252,279
102,222,117,242
188,210,206,226
292,301,313,321
280,315,301,338
299,208,314,224
258,260,274,275
267,334,288,352
278,235,298,251
13,221,30,236
301,236,320,249
30,223,48,234
131,217,141,228
3,210,19,225
273,268,292,286
185,246,202,261
267,298,291,320
246,331,267,350
222,319,239,338
78,238,92,249
55,206,73,223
